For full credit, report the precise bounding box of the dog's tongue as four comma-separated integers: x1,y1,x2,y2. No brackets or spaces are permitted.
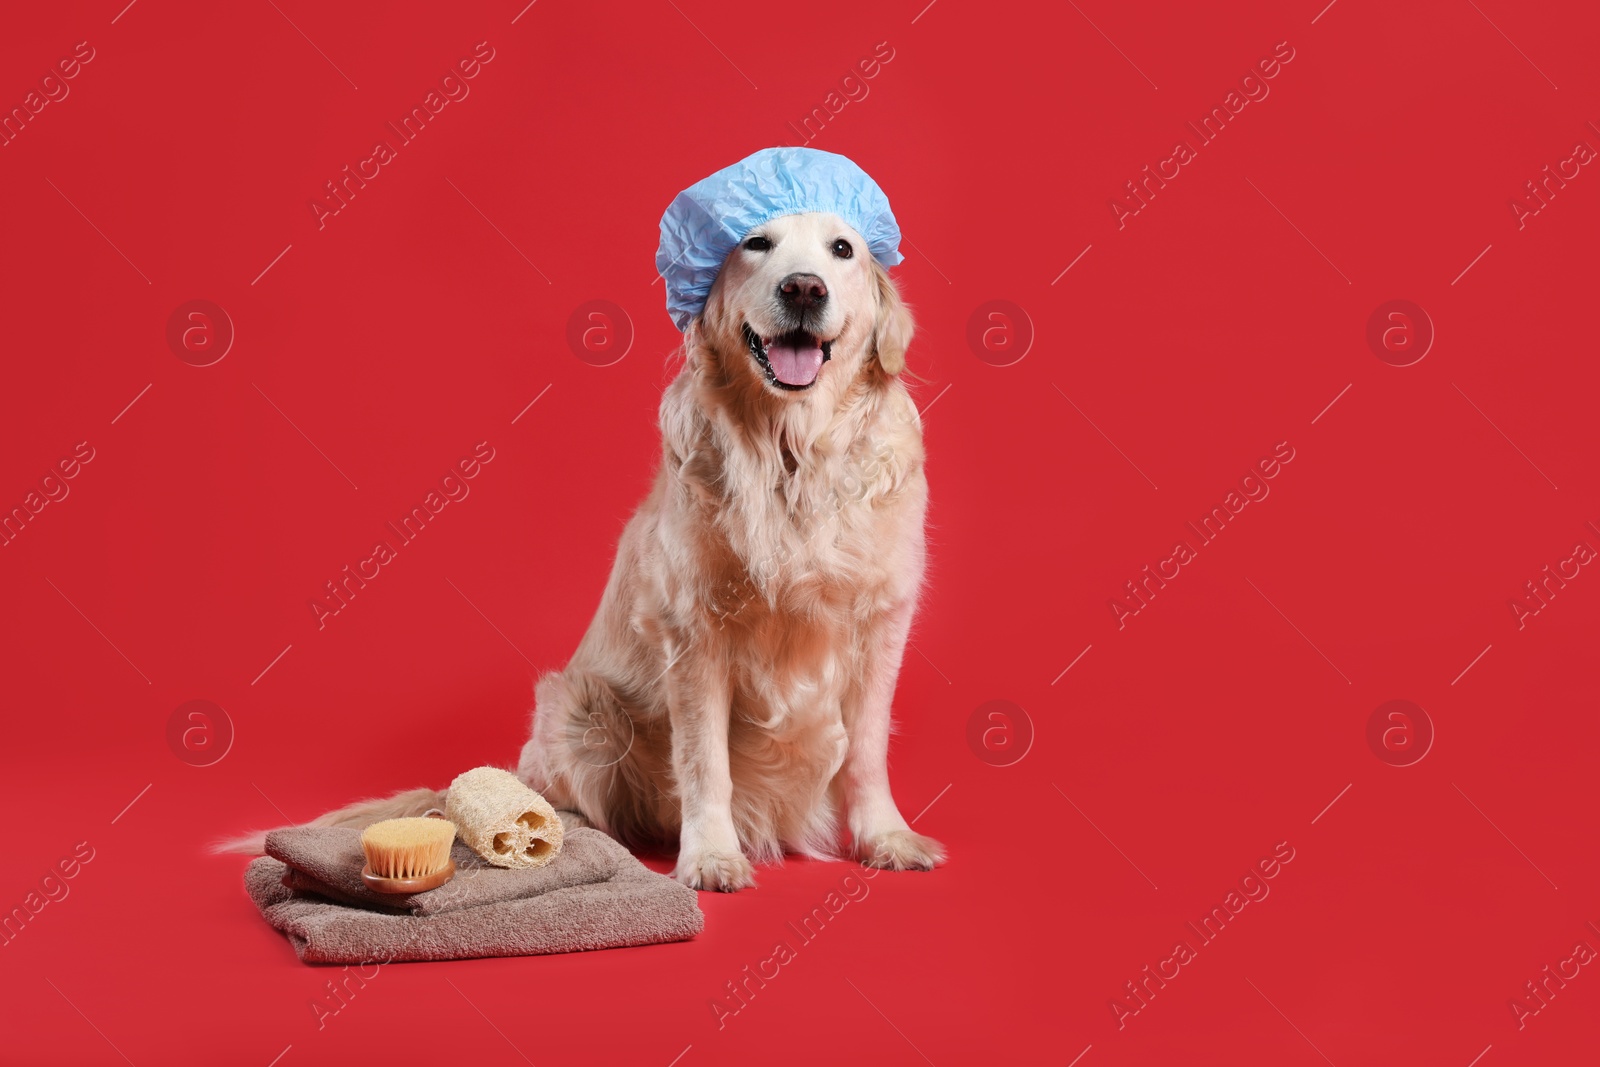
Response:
766,338,824,386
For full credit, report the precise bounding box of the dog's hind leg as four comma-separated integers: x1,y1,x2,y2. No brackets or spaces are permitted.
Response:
555,809,591,833
519,670,610,827
519,668,666,844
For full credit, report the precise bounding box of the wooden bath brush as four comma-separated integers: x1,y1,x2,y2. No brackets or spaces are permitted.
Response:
359,816,457,893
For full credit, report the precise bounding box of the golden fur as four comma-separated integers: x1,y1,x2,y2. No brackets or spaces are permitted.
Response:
517,211,944,889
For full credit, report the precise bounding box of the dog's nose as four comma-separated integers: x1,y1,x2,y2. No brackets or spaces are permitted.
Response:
777,273,828,311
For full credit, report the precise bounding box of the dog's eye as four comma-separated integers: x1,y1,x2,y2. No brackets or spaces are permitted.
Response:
831,238,854,259
744,236,772,252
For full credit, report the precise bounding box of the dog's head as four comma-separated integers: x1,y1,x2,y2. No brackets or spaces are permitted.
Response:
695,212,912,399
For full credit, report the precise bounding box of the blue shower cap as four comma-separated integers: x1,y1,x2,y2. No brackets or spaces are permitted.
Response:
656,147,904,332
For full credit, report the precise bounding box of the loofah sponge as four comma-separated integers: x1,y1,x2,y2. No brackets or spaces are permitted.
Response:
445,766,564,869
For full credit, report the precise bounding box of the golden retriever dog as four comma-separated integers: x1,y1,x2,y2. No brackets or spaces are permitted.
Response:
517,210,943,890
235,210,943,892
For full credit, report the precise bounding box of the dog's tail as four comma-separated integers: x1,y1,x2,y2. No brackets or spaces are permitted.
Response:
209,786,445,855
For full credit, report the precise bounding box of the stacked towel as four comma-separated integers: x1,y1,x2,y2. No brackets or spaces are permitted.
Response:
246,826,702,964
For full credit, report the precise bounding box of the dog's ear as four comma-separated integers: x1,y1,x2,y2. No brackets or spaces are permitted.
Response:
688,274,732,365
871,264,914,376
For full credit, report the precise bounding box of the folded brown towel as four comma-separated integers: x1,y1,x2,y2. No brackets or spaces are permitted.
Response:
265,825,616,916
246,827,702,964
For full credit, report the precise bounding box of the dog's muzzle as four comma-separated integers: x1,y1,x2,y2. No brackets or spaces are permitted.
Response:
743,324,832,390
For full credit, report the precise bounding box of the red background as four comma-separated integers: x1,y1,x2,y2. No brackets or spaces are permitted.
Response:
3,1,1598,1064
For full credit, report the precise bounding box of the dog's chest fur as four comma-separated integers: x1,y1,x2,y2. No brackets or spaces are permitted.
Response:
661,382,925,722
691,396,918,599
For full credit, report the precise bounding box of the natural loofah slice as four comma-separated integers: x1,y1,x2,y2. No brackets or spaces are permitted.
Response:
445,766,564,869
359,817,457,893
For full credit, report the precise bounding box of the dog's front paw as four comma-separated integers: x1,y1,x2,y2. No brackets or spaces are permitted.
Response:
858,830,946,871
675,849,756,892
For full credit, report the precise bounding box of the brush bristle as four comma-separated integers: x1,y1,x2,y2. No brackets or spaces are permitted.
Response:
360,817,457,878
